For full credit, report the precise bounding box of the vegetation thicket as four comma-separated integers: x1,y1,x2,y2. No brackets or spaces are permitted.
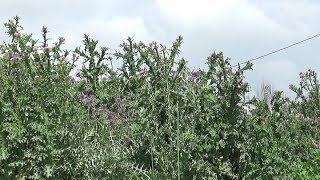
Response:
0,16,319,179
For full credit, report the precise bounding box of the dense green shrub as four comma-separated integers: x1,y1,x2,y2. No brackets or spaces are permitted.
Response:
0,16,319,179
0,17,79,179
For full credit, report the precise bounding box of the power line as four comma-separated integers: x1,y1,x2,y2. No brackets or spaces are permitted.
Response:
233,33,320,67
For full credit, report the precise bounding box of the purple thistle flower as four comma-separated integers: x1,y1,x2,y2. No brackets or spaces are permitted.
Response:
118,106,126,113
78,91,96,105
85,96,96,105
100,103,107,111
115,97,122,103
108,112,114,126
191,70,199,78
79,91,89,99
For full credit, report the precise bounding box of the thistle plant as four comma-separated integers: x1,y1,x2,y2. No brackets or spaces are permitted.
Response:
0,16,319,179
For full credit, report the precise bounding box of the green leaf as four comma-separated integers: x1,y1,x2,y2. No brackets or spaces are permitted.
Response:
240,61,253,71
44,165,54,178
205,94,217,102
209,129,216,137
132,123,140,132
218,140,225,149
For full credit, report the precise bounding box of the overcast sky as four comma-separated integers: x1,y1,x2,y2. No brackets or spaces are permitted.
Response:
1,0,320,97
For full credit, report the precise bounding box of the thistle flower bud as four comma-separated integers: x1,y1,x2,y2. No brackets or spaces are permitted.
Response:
191,70,200,78
10,54,20,61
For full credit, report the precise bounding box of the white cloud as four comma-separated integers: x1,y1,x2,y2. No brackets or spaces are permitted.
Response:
156,0,233,24
154,0,300,69
155,0,320,95
86,16,151,45
250,0,320,32
156,0,287,34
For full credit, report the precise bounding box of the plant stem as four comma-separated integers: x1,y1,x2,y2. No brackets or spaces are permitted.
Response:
177,103,180,180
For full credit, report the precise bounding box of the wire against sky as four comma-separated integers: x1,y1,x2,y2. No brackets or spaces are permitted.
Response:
233,33,320,67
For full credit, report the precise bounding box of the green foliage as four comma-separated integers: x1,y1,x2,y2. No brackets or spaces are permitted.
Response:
287,150,320,179
0,16,319,179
